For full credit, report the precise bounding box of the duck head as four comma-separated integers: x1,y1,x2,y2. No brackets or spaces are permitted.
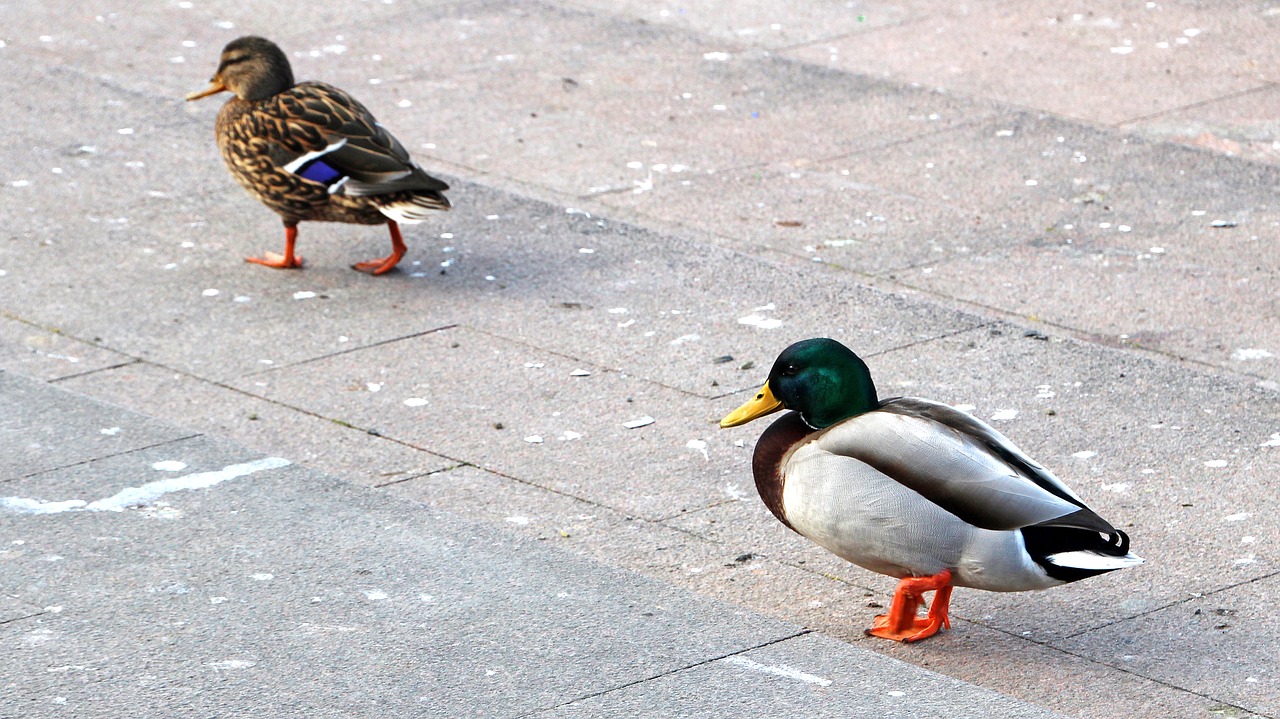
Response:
186,36,294,102
721,338,879,430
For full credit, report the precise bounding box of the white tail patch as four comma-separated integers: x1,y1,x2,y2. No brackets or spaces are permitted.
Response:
1045,550,1144,571
377,197,448,224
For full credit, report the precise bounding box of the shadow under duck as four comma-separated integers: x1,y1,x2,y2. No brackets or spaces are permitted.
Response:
186,36,450,275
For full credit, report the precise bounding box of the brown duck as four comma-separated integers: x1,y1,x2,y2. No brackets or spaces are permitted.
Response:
186,36,450,275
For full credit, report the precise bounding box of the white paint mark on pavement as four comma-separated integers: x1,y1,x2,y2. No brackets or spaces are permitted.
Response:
725,656,832,686
0,457,291,515
0,497,88,514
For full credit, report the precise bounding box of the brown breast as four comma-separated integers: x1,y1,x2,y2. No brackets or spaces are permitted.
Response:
751,411,814,534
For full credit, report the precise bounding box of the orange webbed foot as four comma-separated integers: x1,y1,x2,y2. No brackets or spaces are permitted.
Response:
353,220,408,275
247,225,303,270
351,254,400,275
865,569,954,643
245,251,304,269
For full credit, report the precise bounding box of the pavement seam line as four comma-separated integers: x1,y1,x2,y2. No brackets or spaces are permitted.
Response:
768,9,941,55
1058,568,1280,642
1114,81,1280,129
50,355,466,478
513,629,814,717
864,268,1280,388
2,433,203,485
41,359,141,383
706,320,998,402
1035,639,1269,718
574,112,1008,204
234,323,458,378
399,160,1280,393
0,611,46,627
371,463,471,489
464,325,728,400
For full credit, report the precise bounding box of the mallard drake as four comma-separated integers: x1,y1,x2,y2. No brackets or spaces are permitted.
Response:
186,36,450,275
720,338,1142,642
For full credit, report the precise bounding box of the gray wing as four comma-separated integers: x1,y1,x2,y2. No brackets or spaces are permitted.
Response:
815,397,1115,533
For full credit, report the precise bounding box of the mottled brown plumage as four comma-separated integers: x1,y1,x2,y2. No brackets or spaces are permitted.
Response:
187,36,450,274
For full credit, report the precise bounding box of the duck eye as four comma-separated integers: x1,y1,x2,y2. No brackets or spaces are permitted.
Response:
780,363,798,376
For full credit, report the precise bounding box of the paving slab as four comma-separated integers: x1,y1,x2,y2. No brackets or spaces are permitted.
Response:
535,631,1062,719
226,326,742,520
0,596,44,626
0,445,795,718
783,0,1279,126
54,361,458,487
385,464,876,597
787,112,1175,230
0,371,194,484
385,464,638,536
0,317,133,382
1,60,217,220
594,155,1010,275
664,492,894,589
410,185,986,399
1054,573,1280,718
0,176,466,382
8,144,981,396
388,466,886,621
562,0,940,50
1121,84,1280,166
286,0,1002,200
0,0,437,100
758,110,1280,380
891,236,1280,383
848,617,1260,719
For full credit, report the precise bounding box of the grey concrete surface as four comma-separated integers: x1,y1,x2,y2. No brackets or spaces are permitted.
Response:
783,1,1279,126
2,0,1278,717
0,373,1066,719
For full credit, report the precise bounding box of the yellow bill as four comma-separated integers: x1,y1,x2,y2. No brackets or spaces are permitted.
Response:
720,381,784,428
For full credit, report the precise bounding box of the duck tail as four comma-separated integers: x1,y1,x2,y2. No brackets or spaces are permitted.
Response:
375,190,451,224
1023,526,1143,583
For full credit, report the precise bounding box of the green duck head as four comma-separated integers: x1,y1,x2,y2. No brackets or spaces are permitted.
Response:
721,338,879,430
186,36,295,102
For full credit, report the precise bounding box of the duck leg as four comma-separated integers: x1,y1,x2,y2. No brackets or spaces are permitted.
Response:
866,568,953,643
352,220,407,275
246,223,305,269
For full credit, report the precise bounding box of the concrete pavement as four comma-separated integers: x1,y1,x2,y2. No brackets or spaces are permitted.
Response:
2,1,1278,717
3,372,1067,718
